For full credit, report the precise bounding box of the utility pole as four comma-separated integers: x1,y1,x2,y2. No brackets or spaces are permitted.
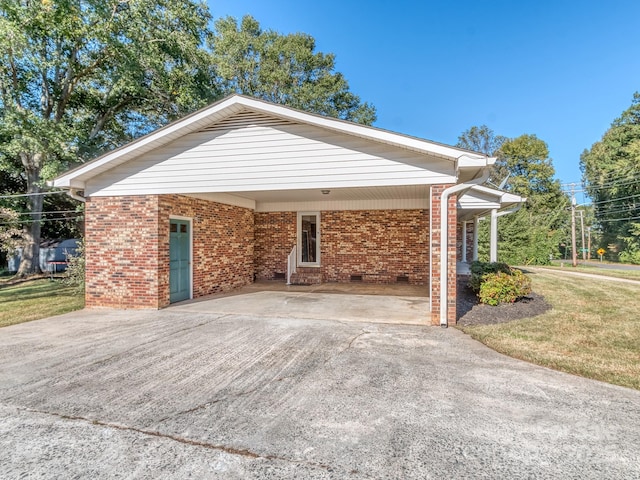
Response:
571,184,577,267
587,227,592,260
578,210,586,261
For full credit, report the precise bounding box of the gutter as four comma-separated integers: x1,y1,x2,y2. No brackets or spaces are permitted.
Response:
439,156,494,327
66,188,86,203
496,200,525,218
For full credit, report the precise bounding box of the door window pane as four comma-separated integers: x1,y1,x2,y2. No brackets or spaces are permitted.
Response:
301,214,317,263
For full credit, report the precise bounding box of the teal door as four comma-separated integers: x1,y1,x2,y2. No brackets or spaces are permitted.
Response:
170,219,191,303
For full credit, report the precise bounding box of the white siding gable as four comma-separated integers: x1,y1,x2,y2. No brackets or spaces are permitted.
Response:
86,111,456,197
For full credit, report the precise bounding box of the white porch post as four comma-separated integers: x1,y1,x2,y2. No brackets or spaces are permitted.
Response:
490,208,498,263
461,221,467,263
472,216,479,261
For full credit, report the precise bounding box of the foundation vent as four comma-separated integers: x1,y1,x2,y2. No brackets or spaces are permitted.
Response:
350,275,363,282
396,275,409,283
273,272,286,280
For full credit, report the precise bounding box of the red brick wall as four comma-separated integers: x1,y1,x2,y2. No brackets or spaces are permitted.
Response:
85,195,253,309
254,210,429,285
159,195,254,304
430,185,458,325
322,210,429,283
254,212,296,280
86,194,457,322
85,196,161,308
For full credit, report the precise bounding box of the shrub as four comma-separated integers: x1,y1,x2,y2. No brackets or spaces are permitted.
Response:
478,269,532,306
468,261,511,292
62,239,85,294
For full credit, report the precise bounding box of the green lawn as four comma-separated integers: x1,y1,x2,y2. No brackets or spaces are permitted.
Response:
546,262,640,281
459,270,640,390
0,279,84,328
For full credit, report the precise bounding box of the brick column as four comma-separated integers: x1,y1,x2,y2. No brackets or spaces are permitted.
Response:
430,185,457,325
85,195,161,308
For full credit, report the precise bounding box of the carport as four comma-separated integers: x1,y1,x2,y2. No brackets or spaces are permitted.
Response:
170,281,429,325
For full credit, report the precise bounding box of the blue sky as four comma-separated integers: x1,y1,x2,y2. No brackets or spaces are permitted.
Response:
209,0,640,189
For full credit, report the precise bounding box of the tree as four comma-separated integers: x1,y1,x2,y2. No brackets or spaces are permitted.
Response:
1,5,376,276
456,125,507,157
0,0,218,275
211,15,376,125
496,135,569,265
459,128,569,265
457,125,508,187
580,93,640,263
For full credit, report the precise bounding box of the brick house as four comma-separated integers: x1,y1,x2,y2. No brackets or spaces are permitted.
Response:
53,95,522,326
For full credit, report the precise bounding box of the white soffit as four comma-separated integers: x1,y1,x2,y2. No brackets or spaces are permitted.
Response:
187,185,430,211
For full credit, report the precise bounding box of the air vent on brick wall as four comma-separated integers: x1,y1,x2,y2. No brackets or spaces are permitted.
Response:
350,275,363,282
197,111,296,133
396,276,409,283
273,272,286,280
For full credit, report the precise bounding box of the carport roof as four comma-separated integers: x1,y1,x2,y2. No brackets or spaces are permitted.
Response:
52,94,494,190
457,185,526,221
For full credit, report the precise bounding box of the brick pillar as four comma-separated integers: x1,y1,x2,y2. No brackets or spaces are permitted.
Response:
446,194,458,325
430,185,457,325
85,195,161,308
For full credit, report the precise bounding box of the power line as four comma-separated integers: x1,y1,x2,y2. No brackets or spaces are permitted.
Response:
2,210,80,216
563,166,640,187
585,177,640,191
0,191,66,199
561,175,640,194
596,215,640,223
590,193,640,206
0,215,84,226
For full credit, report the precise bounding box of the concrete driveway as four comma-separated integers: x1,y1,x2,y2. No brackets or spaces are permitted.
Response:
1,304,639,479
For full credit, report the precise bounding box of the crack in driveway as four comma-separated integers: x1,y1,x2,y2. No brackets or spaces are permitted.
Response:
18,406,337,473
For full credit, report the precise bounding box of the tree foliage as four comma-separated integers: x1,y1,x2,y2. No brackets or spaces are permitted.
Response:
211,15,376,125
456,125,506,156
459,129,569,265
580,93,640,263
0,0,217,275
0,5,378,276
495,135,569,265
457,125,508,186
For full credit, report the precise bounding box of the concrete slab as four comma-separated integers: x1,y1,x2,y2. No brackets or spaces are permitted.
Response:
172,290,429,324
1,309,639,479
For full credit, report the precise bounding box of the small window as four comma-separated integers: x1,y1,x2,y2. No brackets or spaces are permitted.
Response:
298,212,320,266
180,224,187,233
170,223,178,233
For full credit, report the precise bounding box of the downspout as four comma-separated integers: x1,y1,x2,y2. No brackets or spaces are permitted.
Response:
66,188,86,203
439,159,493,327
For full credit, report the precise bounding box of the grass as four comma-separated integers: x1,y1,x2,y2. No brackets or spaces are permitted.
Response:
0,278,84,328
546,262,640,281
459,270,640,390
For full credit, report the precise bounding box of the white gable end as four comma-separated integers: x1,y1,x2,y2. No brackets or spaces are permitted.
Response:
85,111,456,197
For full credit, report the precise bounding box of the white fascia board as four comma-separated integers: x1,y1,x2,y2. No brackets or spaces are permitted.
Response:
469,185,525,204
458,200,502,209
458,155,497,168
458,186,526,212
52,94,491,189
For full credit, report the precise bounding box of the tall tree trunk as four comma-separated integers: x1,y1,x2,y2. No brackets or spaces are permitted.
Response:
17,154,44,276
